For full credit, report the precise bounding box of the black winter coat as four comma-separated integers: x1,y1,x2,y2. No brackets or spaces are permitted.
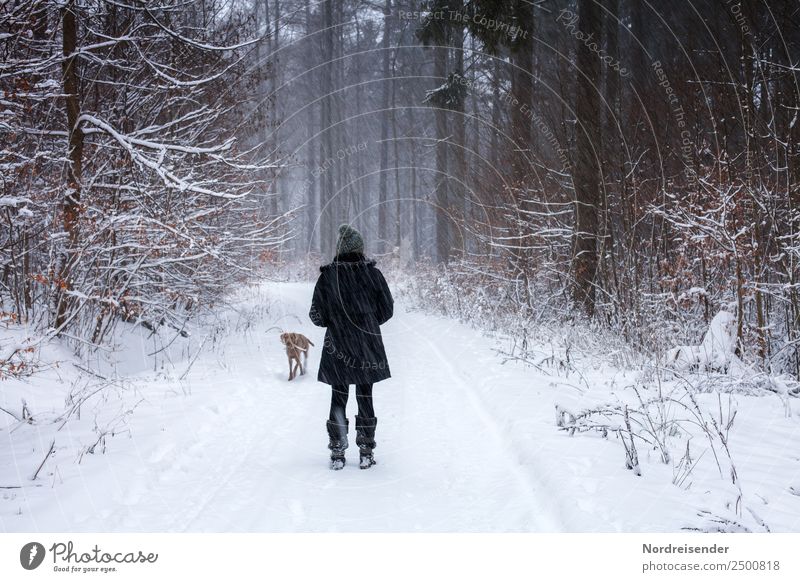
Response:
309,253,394,385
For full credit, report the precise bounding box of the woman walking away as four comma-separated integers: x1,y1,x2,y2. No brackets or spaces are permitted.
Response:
309,224,394,470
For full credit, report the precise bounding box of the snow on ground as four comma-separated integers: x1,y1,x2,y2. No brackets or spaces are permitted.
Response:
2,280,799,532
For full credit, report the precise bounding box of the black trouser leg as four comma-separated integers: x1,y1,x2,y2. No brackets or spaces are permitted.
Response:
329,384,349,424
355,383,374,418
331,384,374,420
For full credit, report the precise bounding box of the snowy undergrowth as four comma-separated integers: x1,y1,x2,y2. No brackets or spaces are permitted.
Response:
395,265,800,532
0,282,276,521
555,373,794,532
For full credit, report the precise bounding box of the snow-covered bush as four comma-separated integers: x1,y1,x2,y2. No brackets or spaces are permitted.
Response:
665,310,744,374
0,1,291,355
554,374,790,531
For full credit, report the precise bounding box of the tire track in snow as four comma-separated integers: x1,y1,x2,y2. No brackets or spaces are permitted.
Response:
396,314,565,531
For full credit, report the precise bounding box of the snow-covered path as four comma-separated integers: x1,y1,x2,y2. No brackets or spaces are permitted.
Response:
4,280,799,532
105,281,561,532
2,282,561,531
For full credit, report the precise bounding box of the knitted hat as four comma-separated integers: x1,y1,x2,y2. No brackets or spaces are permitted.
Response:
335,224,364,256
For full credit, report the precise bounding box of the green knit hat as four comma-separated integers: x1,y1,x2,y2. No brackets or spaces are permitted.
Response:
335,224,364,256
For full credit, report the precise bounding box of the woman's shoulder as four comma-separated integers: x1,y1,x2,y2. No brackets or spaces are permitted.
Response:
320,253,377,272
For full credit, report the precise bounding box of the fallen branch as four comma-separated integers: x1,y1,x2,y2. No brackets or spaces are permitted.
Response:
30,439,55,481
179,333,210,380
0,405,22,422
622,405,642,476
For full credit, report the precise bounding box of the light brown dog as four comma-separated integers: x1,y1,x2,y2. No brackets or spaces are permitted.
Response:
280,332,315,381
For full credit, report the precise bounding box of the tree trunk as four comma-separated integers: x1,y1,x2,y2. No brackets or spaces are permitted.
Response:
452,17,466,258
571,0,601,315
509,10,533,193
434,43,450,263
603,0,620,308
305,0,318,253
491,57,501,168
378,0,391,255
57,0,83,329
321,0,335,257
391,38,402,251
407,69,419,261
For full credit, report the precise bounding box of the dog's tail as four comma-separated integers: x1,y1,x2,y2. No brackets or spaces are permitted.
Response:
307,339,315,346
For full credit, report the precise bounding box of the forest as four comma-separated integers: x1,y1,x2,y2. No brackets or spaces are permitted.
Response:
3,0,800,538
3,1,799,375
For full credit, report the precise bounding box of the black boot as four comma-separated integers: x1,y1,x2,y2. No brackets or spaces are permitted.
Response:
326,419,349,470
355,415,377,469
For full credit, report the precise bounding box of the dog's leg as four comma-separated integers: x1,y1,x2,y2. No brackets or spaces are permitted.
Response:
301,350,307,375
288,357,294,381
